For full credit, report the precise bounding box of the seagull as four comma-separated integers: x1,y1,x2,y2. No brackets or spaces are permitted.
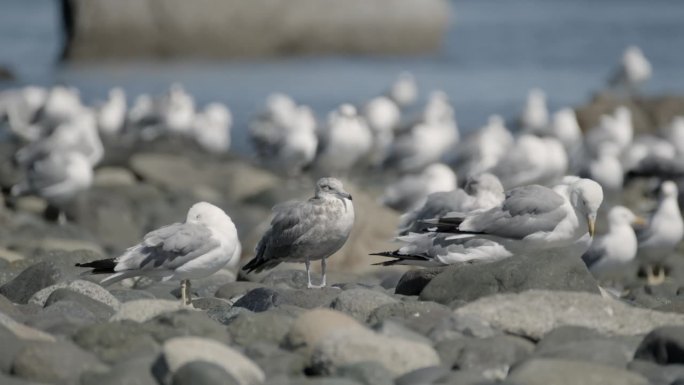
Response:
635,181,684,284
362,96,401,166
450,115,514,179
491,134,568,189
3,86,48,141
582,206,644,276
315,104,373,176
396,172,504,235
39,86,83,127
609,46,652,93
250,93,318,175
160,84,195,135
242,178,354,288
380,163,457,212
76,202,240,305
585,106,633,156
11,150,93,224
387,72,418,109
96,87,127,135
422,178,604,258
520,88,549,134
586,143,624,195
193,102,233,154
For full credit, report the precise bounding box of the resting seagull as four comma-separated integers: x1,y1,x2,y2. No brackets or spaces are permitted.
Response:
76,202,239,305
242,178,354,288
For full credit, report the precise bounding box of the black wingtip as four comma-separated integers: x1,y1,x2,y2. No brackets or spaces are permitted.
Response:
369,251,396,257
75,258,117,272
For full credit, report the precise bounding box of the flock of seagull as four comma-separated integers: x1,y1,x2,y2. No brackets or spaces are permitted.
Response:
0,45,682,302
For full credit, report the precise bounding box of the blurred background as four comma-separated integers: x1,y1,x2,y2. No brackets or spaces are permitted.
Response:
2,0,684,149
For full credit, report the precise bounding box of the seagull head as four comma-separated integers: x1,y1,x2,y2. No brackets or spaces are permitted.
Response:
660,181,679,200
315,177,352,201
608,205,645,227
465,173,504,197
569,178,604,238
186,202,235,231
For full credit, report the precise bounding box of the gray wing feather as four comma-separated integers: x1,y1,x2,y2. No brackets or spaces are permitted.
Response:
461,185,566,239
399,190,472,235
581,242,606,268
27,152,71,191
116,222,218,272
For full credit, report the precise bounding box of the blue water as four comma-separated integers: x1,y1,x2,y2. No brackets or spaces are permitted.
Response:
1,0,684,152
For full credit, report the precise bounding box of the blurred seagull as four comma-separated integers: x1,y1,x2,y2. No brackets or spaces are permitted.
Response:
609,46,652,93
450,115,514,179
77,202,239,305
242,178,354,288
491,134,568,189
635,181,684,284
160,84,195,135
396,173,505,235
362,96,401,166
582,206,644,276
315,104,373,176
520,88,549,134
380,163,457,212
193,103,233,154
586,106,633,156
96,87,127,135
387,72,418,109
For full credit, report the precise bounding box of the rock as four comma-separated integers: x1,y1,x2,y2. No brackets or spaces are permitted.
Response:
634,325,684,365
0,312,55,342
419,253,600,305
454,290,684,340
243,342,308,378
259,270,314,289
233,287,281,312
395,268,445,296
310,328,441,376
0,262,64,304
0,248,25,264
334,361,394,385
93,167,137,187
142,311,231,344
367,301,451,335
330,288,398,321
372,319,433,346
172,361,240,385
72,321,161,363
428,313,497,343
190,297,232,311
508,358,649,385
436,335,534,375
215,281,266,301
159,337,265,385
109,289,156,302
394,365,450,385
285,309,367,353
30,279,120,309
80,352,158,385
628,359,684,385
226,311,295,346
207,304,253,325
0,324,26,373
0,372,49,385
535,339,633,368
277,288,341,309
0,294,25,322
535,326,607,351
26,300,100,336
110,299,184,322
12,341,107,384
0,65,15,81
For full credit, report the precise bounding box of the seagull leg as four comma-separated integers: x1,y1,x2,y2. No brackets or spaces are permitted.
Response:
57,211,67,226
180,279,192,305
646,265,665,286
320,258,327,288
306,258,314,289
185,280,193,305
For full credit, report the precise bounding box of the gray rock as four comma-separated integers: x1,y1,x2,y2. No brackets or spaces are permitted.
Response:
109,289,156,303
420,253,600,305
371,320,433,346
310,329,441,376
285,309,367,353
226,311,295,347
454,290,684,339
628,359,684,385
207,304,253,325
233,287,281,312
634,325,684,364
0,294,25,322
535,339,633,368
330,288,398,321
0,312,55,342
435,335,534,374
395,268,445,296
190,297,232,311
0,372,50,385
535,326,607,351
278,288,341,309
215,281,266,301
72,321,161,363
159,336,265,385
45,289,115,320
110,299,183,322
143,311,231,344
172,361,240,385
80,352,158,385
30,280,120,309
11,341,107,384
508,358,649,385
394,365,450,385
243,342,308,378
0,262,63,304
0,324,25,373
367,301,451,335
26,300,99,336
428,313,497,343
334,361,394,385
259,269,311,289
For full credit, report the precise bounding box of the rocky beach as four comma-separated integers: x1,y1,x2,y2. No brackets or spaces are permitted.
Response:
0,89,683,385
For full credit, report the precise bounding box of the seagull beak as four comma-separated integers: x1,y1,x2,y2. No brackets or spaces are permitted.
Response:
632,216,647,226
587,214,596,238
340,192,352,201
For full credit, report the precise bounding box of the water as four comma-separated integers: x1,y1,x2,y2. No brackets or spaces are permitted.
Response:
1,0,684,152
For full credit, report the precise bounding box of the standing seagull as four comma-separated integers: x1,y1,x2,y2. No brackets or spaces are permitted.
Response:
609,46,652,93
76,202,239,305
242,178,354,288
